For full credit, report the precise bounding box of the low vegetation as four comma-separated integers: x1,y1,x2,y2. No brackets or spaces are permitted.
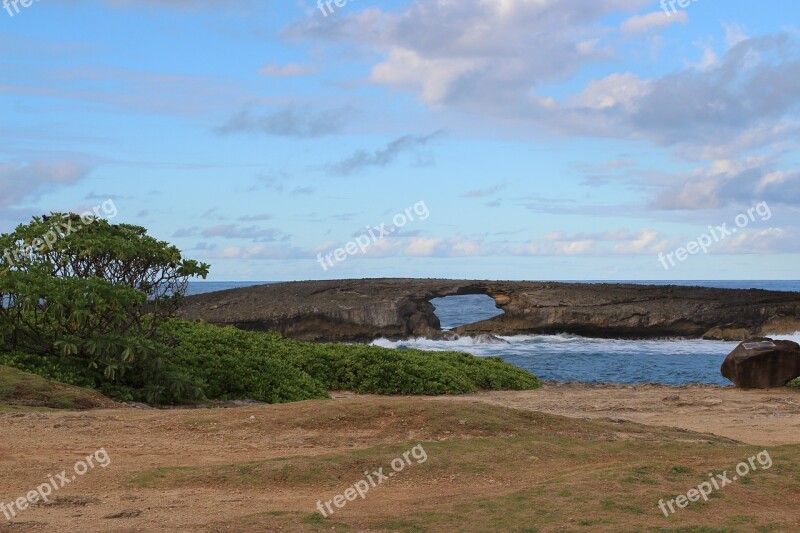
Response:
0,316,540,405
161,319,540,402
0,365,116,410
0,214,540,406
122,397,800,532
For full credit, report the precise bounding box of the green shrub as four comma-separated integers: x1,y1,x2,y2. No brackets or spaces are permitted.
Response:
1,317,541,404
289,344,478,394
162,319,541,398
434,351,541,390
0,351,93,388
159,319,328,403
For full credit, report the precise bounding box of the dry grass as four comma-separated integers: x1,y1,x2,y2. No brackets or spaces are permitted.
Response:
3,395,796,532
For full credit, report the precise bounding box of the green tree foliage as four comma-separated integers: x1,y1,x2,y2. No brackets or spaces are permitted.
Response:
0,213,209,402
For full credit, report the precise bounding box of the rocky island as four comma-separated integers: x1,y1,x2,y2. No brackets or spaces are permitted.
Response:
179,279,800,342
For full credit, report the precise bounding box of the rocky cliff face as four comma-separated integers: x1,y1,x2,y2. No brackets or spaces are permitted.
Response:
178,279,800,342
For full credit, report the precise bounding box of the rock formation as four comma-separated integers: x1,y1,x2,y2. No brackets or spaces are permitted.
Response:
178,279,800,343
721,338,800,388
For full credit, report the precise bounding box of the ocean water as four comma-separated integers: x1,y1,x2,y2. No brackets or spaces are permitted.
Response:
187,280,800,386
373,333,799,386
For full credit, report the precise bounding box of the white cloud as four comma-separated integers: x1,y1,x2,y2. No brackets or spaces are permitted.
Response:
612,229,669,253
289,0,651,112
291,2,800,157
719,228,800,254
620,11,687,34
652,155,800,210
404,237,445,256
569,72,650,111
509,229,675,256
724,22,749,48
0,160,91,208
372,47,483,107
200,243,307,260
259,62,319,77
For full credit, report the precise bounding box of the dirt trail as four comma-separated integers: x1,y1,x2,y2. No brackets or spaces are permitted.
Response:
447,383,800,445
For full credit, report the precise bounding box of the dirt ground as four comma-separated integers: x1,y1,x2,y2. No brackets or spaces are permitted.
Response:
1,384,799,532
452,382,800,446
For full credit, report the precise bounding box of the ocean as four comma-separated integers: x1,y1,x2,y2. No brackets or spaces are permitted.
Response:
187,281,800,386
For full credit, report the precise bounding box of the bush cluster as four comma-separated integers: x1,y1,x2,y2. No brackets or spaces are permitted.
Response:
3,318,541,404
159,319,541,402
0,214,540,405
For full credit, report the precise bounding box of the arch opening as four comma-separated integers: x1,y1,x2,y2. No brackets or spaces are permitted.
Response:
430,294,504,330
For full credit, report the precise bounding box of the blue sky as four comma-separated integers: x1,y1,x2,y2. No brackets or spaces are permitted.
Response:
1,0,799,281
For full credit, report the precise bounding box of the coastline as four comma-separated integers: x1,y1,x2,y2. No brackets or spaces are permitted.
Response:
179,278,800,342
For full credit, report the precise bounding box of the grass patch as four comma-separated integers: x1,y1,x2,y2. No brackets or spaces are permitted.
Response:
148,399,800,532
0,365,114,409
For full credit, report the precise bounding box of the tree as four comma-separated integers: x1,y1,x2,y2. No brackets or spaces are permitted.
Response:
0,213,209,401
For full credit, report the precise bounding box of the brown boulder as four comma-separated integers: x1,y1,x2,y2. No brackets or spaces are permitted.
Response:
721,338,800,388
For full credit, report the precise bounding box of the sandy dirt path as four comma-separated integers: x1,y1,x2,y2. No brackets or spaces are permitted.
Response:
448,383,800,445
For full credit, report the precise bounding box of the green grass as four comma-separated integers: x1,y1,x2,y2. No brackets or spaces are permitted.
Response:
0,364,112,409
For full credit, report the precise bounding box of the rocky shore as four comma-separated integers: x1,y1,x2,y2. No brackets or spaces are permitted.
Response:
178,279,800,342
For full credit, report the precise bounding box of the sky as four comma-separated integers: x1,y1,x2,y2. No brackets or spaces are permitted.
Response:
1,0,799,281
